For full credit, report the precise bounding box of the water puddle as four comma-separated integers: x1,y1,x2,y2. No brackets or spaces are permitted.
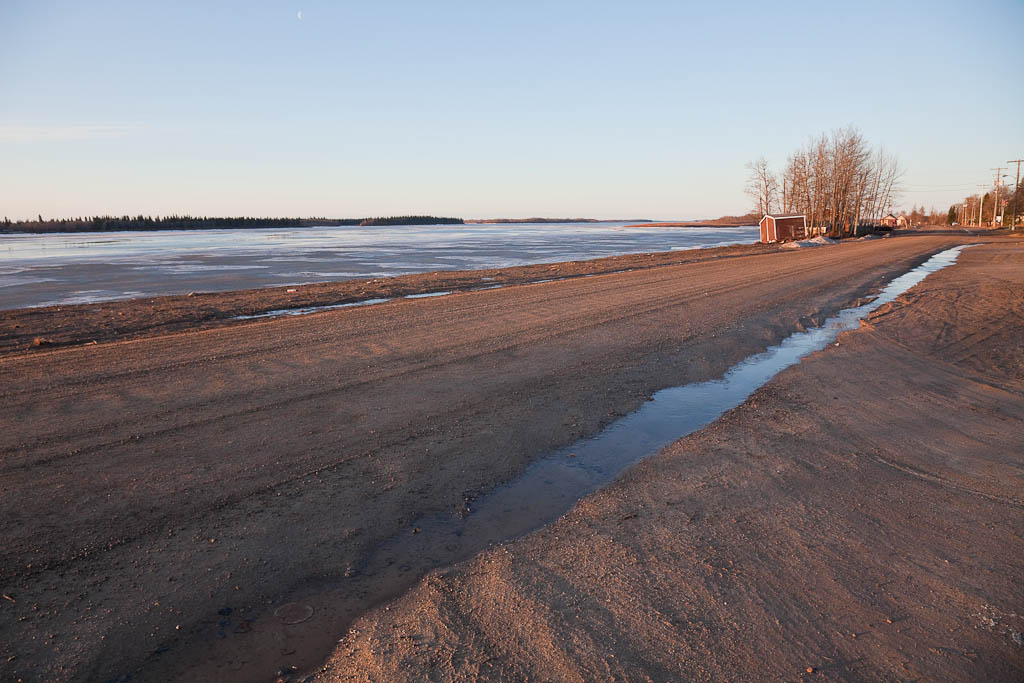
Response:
230,273,599,321
230,267,650,322
196,245,972,680
233,298,392,320
341,245,975,593
234,291,456,320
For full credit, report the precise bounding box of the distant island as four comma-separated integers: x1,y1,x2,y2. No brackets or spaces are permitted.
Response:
467,218,652,224
0,215,464,234
625,213,761,228
358,216,463,227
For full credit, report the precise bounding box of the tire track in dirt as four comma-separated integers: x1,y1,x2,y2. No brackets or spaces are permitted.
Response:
1,234,986,683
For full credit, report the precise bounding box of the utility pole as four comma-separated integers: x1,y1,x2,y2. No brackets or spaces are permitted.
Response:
975,185,989,226
1009,159,1023,231
989,167,1005,226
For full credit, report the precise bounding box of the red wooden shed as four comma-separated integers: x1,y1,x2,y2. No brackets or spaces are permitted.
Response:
760,214,807,243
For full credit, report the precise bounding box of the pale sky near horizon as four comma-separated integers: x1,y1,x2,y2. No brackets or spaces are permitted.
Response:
1,0,1022,221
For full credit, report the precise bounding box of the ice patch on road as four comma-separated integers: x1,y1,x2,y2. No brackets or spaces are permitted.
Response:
234,298,393,320
404,291,452,299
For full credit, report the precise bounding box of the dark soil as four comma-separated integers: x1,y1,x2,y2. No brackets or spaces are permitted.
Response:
322,243,1024,682
1,234,1015,682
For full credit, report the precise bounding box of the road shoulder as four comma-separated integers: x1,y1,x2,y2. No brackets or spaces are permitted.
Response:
323,243,1024,681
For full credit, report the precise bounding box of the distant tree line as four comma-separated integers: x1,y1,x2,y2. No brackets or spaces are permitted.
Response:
746,126,904,238
358,216,463,226
695,212,762,226
0,214,464,234
951,182,1021,227
899,205,950,227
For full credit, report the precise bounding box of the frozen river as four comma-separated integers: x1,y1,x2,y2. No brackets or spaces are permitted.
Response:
0,222,759,309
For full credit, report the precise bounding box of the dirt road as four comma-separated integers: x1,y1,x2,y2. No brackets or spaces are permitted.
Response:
0,234,999,681
324,242,1024,681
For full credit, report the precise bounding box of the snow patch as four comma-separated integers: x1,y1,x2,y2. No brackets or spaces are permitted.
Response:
782,236,838,249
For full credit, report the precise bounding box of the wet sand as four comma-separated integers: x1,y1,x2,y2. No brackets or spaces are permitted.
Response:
322,242,1024,681
0,233,1018,681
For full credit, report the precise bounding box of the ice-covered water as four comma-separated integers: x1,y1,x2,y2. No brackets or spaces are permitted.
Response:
0,222,758,309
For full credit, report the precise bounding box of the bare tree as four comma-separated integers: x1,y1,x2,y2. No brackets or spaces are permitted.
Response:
810,134,832,231
745,157,778,217
762,127,903,238
874,149,903,221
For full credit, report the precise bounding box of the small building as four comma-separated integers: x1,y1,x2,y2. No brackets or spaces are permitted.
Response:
880,213,898,228
759,214,807,243
896,215,911,228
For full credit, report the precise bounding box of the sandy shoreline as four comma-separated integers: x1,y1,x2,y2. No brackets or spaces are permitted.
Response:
1,233,1019,681
320,242,1024,681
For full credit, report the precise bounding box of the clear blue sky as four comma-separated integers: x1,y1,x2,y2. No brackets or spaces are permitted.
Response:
2,0,1021,220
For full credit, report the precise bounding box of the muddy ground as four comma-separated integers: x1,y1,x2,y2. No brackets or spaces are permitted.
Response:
322,242,1024,681
0,233,1017,681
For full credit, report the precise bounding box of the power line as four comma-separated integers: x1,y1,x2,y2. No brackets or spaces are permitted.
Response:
901,188,976,193
903,182,981,188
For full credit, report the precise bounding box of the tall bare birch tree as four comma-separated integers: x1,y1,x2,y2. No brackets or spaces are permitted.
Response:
749,127,903,238
745,157,778,217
